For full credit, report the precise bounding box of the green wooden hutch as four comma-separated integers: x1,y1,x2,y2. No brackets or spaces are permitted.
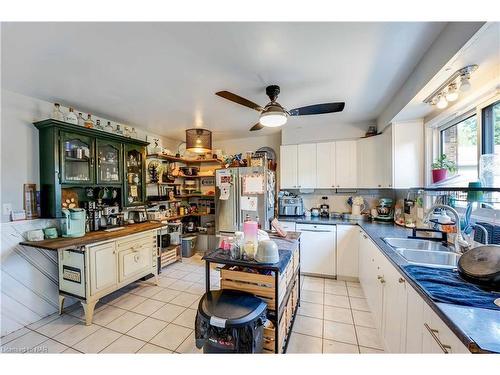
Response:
34,119,149,218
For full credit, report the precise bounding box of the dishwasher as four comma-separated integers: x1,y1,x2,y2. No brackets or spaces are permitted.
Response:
296,224,336,277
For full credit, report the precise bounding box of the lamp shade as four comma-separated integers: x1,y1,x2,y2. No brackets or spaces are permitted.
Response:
186,128,212,153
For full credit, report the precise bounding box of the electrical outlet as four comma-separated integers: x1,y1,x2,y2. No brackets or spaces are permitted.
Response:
3,203,12,215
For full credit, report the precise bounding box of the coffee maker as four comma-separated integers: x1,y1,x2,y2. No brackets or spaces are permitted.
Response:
320,196,330,218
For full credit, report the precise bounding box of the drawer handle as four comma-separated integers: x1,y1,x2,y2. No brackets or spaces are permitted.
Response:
377,275,385,284
134,254,140,262
424,323,451,353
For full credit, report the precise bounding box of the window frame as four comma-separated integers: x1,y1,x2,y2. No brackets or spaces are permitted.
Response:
481,99,500,155
438,110,478,177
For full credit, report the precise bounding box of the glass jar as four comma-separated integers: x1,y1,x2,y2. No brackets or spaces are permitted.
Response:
77,112,85,126
52,103,64,121
84,114,94,129
123,126,131,137
130,127,137,138
229,237,241,260
105,121,114,133
65,107,78,124
115,124,123,135
95,119,103,130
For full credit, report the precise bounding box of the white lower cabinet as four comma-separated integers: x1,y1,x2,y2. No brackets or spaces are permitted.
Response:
422,304,470,353
358,229,470,353
89,242,117,296
336,225,359,280
358,230,384,330
405,284,425,353
296,224,336,276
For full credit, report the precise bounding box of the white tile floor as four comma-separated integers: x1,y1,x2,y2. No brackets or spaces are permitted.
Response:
1,254,384,354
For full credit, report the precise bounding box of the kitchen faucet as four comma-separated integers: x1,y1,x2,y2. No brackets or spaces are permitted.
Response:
423,203,471,253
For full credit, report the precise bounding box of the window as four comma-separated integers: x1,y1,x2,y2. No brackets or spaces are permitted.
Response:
440,115,478,181
481,100,500,154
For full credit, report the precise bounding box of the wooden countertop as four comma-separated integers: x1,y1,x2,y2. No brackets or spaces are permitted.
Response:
20,221,166,251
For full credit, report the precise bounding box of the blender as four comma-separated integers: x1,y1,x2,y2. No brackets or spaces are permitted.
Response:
319,196,330,218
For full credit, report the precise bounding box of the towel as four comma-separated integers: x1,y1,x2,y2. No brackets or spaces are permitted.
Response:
403,265,500,311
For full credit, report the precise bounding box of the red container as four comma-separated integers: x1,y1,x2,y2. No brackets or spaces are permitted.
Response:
432,168,448,183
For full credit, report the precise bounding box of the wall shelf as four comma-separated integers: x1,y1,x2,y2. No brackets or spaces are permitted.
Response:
147,154,223,164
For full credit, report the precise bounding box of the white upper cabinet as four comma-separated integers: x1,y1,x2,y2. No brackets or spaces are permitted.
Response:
357,136,378,188
391,120,424,188
335,140,357,188
280,145,298,189
297,143,317,189
316,142,335,188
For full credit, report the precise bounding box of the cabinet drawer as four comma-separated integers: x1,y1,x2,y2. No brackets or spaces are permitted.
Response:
118,242,153,283
278,221,296,232
116,232,155,251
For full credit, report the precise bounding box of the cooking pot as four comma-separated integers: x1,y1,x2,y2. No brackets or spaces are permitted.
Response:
458,245,500,289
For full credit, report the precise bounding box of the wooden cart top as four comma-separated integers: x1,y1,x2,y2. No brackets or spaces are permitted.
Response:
20,221,166,251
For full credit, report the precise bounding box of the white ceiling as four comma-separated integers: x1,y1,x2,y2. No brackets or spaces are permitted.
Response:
1,22,446,140
394,22,500,124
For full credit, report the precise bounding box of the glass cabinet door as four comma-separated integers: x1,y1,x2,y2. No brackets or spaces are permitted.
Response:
60,132,94,184
97,140,122,184
124,144,145,205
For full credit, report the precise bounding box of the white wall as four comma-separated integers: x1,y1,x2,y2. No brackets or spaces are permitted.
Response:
281,121,369,145
0,89,178,222
213,132,281,157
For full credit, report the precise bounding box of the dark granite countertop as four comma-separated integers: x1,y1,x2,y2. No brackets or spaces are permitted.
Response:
278,215,500,353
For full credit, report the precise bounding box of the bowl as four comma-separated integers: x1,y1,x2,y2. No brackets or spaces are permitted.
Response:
255,240,279,264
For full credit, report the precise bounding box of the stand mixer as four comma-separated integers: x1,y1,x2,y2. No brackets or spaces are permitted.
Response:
373,198,394,222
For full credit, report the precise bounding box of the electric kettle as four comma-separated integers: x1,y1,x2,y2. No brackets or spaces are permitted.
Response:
62,208,86,238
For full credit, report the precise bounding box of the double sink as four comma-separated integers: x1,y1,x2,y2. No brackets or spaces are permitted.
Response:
383,237,460,268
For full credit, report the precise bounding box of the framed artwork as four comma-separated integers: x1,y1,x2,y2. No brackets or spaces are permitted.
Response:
24,184,39,219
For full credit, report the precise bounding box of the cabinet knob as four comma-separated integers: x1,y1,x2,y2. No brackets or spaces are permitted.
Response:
398,277,406,284
378,184,381,187
377,275,385,283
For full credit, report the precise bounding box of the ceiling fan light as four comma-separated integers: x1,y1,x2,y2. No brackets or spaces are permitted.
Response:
259,112,287,127
436,95,448,109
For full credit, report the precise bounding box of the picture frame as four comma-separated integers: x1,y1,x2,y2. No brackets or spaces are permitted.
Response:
23,183,39,219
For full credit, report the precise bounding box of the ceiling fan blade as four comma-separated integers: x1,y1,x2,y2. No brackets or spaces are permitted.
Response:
215,91,263,112
289,102,345,116
250,123,264,131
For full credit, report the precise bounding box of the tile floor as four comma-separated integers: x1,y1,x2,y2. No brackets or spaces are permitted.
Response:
1,254,384,354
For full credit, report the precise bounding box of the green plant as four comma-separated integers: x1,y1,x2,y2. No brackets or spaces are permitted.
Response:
431,154,457,173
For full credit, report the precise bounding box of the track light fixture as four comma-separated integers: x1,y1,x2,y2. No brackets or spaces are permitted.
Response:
424,65,477,109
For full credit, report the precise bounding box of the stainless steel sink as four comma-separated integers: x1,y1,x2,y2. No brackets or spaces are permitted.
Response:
394,248,460,268
383,237,459,268
383,237,449,252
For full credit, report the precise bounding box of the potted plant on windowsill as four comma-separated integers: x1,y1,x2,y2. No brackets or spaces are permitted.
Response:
431,154,457,183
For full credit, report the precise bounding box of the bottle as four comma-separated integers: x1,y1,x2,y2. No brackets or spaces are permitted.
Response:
77,112,85,126
52,103,64,120
84,114,94,129
65,107,78,124
256,215,261,229
130,127,137,138
105,121,113,132
115,124,123,135
245,213,251,222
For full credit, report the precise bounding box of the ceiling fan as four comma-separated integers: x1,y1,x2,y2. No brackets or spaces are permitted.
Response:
215,85,345,131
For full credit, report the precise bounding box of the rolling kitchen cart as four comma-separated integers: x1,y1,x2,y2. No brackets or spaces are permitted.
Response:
202,232,300,354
